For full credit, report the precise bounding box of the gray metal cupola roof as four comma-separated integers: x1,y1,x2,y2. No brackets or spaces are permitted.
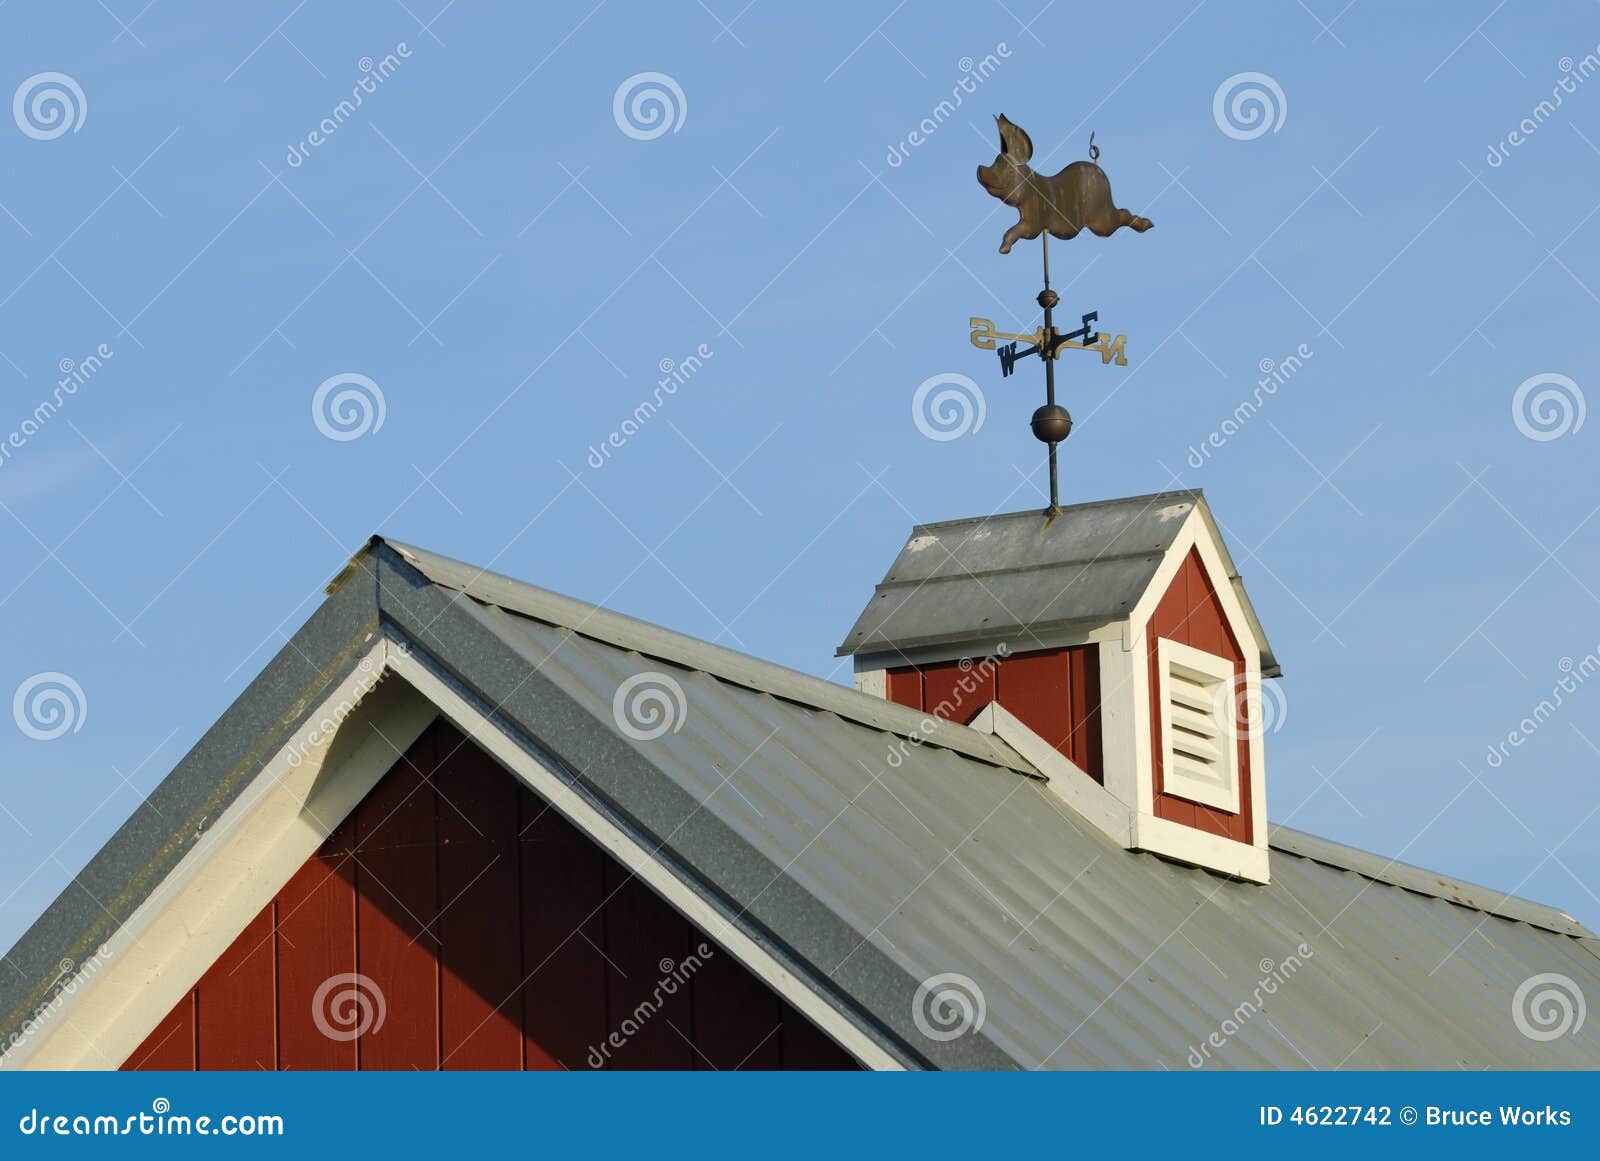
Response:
837,489,1281,676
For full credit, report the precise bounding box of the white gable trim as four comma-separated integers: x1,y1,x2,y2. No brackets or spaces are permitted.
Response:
1132,814,1270,883
1099,630,1153,816
5,637,903,1072
852,664,886,698
1173,518,1270,861
1121,507,1271,876
967,701,1133,846
4,641,434,1070
1125,508,1266,667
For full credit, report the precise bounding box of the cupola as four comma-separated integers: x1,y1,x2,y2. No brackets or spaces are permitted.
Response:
838,490,1280,883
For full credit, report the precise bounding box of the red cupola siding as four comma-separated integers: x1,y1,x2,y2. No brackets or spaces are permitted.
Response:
840,492,1279,882
883,646,1103,782
123,722,854,1072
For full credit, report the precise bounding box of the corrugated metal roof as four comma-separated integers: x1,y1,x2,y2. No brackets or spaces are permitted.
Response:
4,534,1595,1069
836,490,1281,676
388,538,1599,1069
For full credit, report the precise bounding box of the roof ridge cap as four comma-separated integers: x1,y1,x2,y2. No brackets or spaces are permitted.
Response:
376,537,1039,778
1269,823,1593,939
875,547,1167,588
911,489,1201,533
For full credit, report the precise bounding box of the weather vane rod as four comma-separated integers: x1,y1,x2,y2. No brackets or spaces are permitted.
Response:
970,116,1152,514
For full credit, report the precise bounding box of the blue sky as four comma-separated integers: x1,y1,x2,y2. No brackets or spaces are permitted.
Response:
0,0,1597,953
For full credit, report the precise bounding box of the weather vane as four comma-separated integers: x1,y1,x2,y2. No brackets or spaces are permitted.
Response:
972,114,1153,513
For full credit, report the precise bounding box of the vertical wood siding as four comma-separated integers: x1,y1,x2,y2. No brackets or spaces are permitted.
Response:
885,644,1104,782
1145,547,1253,843
122,722,858,1071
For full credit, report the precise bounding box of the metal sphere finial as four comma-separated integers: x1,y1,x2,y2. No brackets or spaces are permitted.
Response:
1030,403,1072,445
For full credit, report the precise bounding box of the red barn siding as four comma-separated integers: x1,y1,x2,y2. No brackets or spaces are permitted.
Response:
275,841,356,1069
885,644,1103,782
126,993,194,1070
123,721,857,1072
1145,548,1252,844
354,730,438,1069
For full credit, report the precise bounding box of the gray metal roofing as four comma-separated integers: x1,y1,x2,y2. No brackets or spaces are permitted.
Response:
390,538,1598,1068
5,534,1597,1069
836,490,1282,677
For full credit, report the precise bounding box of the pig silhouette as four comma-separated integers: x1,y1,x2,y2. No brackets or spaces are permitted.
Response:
977,114,1153,253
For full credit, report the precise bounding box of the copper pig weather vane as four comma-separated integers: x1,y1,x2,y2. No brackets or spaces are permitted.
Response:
971,113,1153,513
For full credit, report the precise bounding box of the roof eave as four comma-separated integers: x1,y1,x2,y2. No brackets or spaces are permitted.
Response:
1189,494,1282,677
0,552,387,1052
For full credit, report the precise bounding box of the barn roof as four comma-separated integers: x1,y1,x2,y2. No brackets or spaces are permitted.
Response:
3,535,1597,1069
837,490,1282,676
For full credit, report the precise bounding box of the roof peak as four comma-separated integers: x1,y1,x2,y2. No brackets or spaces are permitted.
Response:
908,488,1203,533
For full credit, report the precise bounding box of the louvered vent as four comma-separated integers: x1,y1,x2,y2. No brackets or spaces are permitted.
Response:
1156,639,1239,813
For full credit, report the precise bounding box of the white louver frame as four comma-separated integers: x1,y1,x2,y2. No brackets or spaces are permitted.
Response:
1156,638,1240,813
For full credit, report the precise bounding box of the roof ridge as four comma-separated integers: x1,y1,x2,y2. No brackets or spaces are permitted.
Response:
910,489,1201,533
1269,824,1593,940
877,547,1167,586
375,537,1039,778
